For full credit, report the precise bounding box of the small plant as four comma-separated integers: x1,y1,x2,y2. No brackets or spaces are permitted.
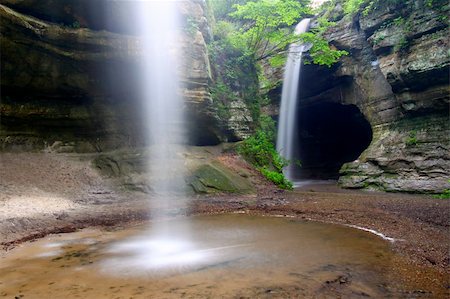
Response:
393,16,405,26
185,16,199,37
71,21,80,29
433,189,450,199
394,36,409,52
433,180,450,199
405,130,418,146
238,130,293,190
261,168,293,190
344,0,365,15
373,33,386,45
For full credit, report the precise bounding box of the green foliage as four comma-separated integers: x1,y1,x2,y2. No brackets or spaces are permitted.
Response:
393,16,405,26
405,130,418,146
210,81,233,120
261,168,293,189
72,21,80,29
238,130,292,189
209,0,250,21
185,16,199,36
268,55,288,68
228,0,347,67
258,114,277,141
394,36,409,52
208,34,261,123
213,20,237,40
228,0,311,62
372,33,386,45
342,0,403,17
299,32,348,67
291,17,348,67
433,189,450,199
238,131,285,171
433,180,450,199
343,0,365,15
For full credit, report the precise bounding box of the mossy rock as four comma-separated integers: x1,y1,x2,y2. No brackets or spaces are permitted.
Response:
188,161,254,194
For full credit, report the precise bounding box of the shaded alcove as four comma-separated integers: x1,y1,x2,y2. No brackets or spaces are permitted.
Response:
292,102,373,180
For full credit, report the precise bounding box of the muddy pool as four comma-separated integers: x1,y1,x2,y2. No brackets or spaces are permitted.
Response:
0,214,445,298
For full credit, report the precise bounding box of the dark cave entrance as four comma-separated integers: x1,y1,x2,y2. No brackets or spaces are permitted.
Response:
293,102,373,180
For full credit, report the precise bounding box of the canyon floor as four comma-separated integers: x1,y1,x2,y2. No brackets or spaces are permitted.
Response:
1,152,449,297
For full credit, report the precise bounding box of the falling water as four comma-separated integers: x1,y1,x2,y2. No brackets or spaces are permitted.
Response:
276,18,311,181
136,1,185,195
128,1,193,267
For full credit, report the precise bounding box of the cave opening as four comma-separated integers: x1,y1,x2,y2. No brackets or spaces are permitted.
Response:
293,102,373,180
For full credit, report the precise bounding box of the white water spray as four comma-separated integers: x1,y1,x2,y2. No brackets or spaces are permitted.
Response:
276,18,311,181
131,0,193,261
135,1,185,195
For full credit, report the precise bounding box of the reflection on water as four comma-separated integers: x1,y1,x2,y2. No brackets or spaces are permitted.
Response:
0,215,445,298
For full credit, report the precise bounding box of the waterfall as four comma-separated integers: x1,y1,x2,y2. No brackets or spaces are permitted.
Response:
134,1,191,251
276,18,311,181
136,1,185,193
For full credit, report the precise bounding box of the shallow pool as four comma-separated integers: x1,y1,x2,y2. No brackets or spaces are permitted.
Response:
0,214,443,298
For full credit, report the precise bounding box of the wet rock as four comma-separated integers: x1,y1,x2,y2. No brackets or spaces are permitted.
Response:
188,161,254,194
296,1,450,193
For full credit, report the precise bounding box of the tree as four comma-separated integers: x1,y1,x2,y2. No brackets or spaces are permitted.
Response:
227,0,347,67
208,0,250,21
298,17,348,67
228,0,311,62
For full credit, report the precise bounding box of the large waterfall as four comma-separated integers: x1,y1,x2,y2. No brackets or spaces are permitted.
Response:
276,18,311,181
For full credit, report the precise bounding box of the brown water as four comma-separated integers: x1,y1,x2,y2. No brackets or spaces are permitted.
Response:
0,215,444,298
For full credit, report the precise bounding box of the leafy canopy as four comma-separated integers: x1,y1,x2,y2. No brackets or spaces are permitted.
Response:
226,0,347,67
228,0,311,62
298,18,348,67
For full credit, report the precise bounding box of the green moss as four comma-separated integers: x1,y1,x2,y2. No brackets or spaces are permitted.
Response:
433,189,450,199
189,162,254,194
433,180,450,199
405,130,418,146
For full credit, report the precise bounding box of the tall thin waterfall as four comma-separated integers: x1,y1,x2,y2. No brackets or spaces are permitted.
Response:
276,18,311,181
135,2,190,238
137,2,186,199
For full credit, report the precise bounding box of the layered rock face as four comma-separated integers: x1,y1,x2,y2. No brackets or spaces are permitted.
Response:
300,0,449,192
0,0,221,151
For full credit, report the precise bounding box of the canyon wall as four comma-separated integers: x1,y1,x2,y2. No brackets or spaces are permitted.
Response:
297,0,449,192
0,0,222,151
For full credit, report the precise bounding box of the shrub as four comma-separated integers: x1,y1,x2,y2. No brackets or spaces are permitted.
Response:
261,168,293,190
238,130,293,189
344,0,365,15
405,130,418,146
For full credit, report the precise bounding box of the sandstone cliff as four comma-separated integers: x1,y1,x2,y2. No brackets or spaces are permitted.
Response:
0,0,221,151
297,0,449,192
